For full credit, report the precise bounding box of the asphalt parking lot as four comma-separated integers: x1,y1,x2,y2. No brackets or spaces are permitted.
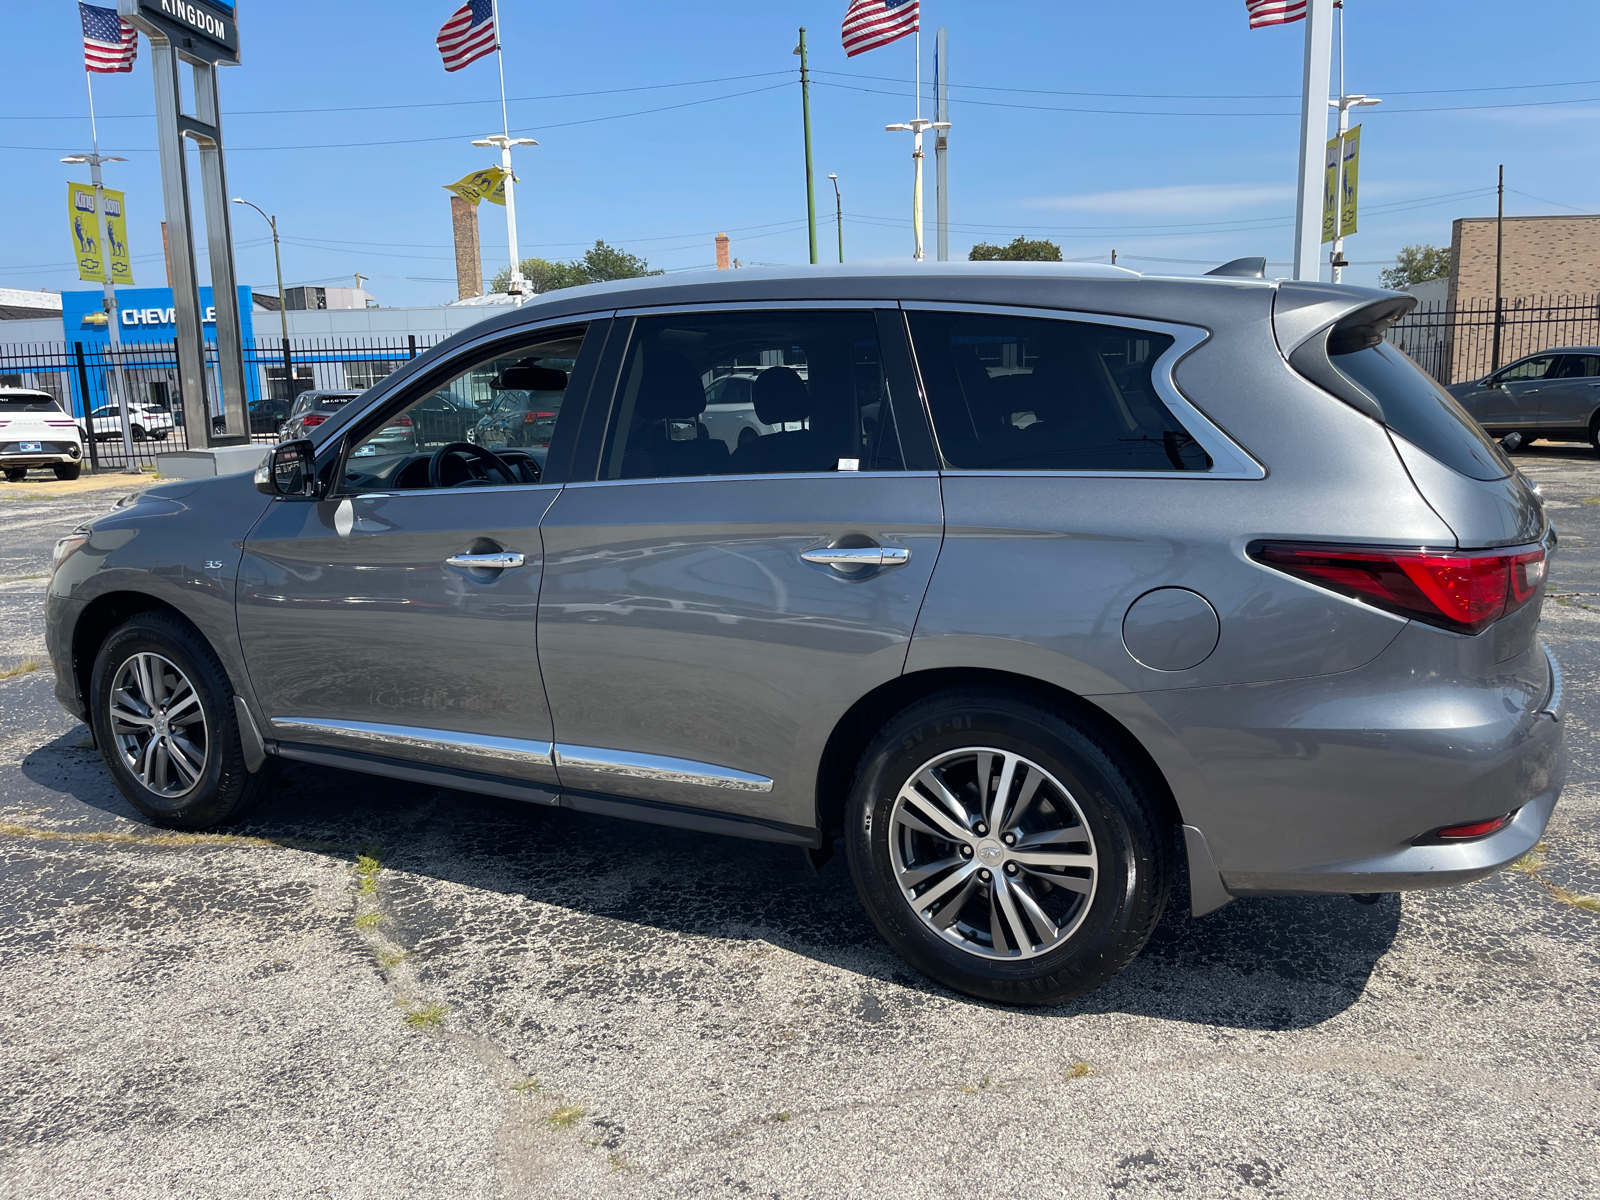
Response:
1,454,1596,1200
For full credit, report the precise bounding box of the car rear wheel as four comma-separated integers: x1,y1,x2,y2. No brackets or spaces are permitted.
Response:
845,688,1170,1005
1589,415,1600,457
53,463,81,481
130,424,147,441
3,468,26,483
90,612,277,829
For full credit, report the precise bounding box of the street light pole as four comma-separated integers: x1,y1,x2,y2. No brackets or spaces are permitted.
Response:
828,174,843,263
1328,4,1379,285
885,119,950,261
473,134,538,298
231,197,292,410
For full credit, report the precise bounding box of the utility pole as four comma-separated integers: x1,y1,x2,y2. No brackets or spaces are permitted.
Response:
231,197,291,406
934,28,950,262
1292,0,1334,281
1328,3,1379,284
1492,164,1505,373
62,75,137,473
828,174,843,262
796,28,817,265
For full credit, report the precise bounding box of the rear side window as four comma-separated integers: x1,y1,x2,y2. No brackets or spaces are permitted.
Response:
906,310,1210,471
1331,341,1509,481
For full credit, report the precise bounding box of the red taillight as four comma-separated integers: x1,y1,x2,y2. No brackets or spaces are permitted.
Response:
301,412,327,427
1250,541,1546,635
522,410,555,424
388,414,413,427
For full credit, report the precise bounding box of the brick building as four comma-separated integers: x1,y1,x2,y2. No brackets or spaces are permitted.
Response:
1447,214,1600,309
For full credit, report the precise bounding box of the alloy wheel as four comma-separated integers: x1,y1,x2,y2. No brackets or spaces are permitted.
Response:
888,746,1098,960
108,652,209,798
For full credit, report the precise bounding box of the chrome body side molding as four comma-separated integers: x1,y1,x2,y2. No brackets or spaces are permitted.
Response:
553,744,774,793
270,717,556,770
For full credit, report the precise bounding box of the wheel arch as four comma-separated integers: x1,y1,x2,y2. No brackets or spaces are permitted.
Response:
70,591,191,718
814,667,1185,845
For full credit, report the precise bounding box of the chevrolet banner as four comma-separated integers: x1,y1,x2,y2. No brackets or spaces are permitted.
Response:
444,167,509,207
1320,136,1339,245
1339,124,1361,239
67,183,134,285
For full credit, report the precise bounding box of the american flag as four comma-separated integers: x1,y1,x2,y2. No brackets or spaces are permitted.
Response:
1246,0,1308,28
842,0,920,58
80,2,137,74
437,0,497,73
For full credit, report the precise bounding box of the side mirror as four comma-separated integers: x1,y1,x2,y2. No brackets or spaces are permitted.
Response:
1499,432,1523,452
255,439,320,498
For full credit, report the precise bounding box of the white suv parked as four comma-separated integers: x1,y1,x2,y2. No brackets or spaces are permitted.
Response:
87,402,175,442
0,389,86,481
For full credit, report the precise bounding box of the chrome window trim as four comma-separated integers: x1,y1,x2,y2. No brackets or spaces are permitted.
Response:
270,717,555,768
553,744,774,793
899,299,1265,481
309,308,619,452
615,299,906,317
561,469,940,490
337,481,564,501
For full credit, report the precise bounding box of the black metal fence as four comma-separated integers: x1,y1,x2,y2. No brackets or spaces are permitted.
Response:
0,335,445,470
1388,293,1600,386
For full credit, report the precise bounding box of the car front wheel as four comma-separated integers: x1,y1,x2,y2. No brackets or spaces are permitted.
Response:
90,612,276,828
845,688,1171,1005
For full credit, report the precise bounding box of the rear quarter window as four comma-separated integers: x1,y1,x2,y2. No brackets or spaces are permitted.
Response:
1331,340,1509,481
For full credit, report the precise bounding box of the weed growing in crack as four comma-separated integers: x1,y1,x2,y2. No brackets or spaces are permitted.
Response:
546,1105,585,1129
1065,1062,1094,1080
354,910,384,929
511,1077,543,1095
0,658,41,680
402,1002,447,1030
376,948,408,971
606,1153,637,1174
1512,841,1600,911
959,1075,994,1095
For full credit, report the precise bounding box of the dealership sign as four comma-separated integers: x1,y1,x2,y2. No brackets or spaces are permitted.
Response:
122,0,238,59
61,286,253,345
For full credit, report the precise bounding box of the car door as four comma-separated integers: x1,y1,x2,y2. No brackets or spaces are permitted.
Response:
237,319,607,791
534,307,943,835
1543,353,1600,432
1477,354,1558,430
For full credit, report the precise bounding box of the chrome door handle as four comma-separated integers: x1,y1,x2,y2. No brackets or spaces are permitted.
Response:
801,546,911,569
445,551,525,570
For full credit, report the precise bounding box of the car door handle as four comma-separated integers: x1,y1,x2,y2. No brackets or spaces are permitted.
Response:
445,551,525,570
801,546,910,569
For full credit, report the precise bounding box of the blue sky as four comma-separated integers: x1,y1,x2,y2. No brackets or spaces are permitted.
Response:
5,0,1598,308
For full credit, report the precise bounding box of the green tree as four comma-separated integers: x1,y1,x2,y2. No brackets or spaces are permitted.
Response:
967,236,1063,262
1379,244,1451,291
490,239,663,294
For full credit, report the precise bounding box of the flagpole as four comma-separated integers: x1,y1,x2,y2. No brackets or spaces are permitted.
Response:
83,70,138,472
486,0,528,300
1292,0,1334,281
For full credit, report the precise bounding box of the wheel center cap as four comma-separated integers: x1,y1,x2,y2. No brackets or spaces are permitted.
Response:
977,839,1005,866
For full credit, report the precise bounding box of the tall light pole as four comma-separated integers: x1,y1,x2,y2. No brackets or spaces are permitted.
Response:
62,147,138,473
1327,93,1379,283
473,134,538,298
1291,0,1334,281
828,174,843,263
231,197,292,409
885,119,951,261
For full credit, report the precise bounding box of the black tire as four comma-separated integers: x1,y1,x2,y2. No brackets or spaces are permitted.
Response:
1590,415,1600,457
3,468,25,482
54,463,82,481
130,424,147,441
845,688,1170,1005
89,612,277,829
152,430,170,441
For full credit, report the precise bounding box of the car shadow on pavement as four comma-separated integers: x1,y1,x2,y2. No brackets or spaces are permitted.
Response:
22,738,1398,1033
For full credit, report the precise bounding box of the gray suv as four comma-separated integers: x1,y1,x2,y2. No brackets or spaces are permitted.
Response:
1447,347,1600,452
44,265,1564,1004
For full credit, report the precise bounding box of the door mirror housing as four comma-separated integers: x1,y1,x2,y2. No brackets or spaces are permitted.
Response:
255,439,321,499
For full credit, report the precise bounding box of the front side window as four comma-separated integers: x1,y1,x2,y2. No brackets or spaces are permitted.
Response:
341,325,587,491
600,310,901,480
908,310,1209,472
1495,356,1557,384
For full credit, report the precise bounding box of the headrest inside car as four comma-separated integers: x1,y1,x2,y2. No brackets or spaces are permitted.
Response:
753,365,809,424
497,364,569,391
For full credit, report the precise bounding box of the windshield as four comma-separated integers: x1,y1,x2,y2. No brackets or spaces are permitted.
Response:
0,396,62,413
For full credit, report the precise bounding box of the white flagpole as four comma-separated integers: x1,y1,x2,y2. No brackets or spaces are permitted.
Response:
1292,0,1334,281
477,0,535,300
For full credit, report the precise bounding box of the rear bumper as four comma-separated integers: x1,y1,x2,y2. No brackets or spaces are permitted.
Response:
1094,625,1566,899
2,444,81,467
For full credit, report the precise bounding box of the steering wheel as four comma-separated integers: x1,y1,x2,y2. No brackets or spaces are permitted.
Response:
428,441,516,489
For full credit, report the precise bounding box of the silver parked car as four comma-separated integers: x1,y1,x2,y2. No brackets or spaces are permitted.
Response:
1447,346,1600,452
44,264,1564,1004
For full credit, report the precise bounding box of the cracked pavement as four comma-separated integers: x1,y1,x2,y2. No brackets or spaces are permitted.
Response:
0,451,1596,1200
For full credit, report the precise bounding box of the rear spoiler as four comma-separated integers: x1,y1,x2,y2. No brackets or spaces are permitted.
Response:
1274,285,1417,424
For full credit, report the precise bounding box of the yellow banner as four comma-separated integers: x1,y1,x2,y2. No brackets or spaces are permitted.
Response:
443,167,508,207
1339,124,1361,239
67,183,134,285
1321,136,1339,245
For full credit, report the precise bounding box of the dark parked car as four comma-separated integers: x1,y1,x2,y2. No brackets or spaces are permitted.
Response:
352,390,480,459
248,397,292,437
466,357,573,454
1447,346,1600,452
278,390,360,442
46,264,1563,1004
